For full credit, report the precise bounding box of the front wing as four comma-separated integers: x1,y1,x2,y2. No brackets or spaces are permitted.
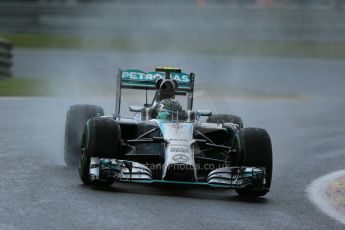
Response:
88,157,266,189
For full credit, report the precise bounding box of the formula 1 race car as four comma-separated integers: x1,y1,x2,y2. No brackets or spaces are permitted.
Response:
64,67,273,197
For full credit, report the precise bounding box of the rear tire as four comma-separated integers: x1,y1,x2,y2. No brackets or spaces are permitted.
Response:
235,128,272,197
64,104,104,167
207,114,243,128
78,117,121,186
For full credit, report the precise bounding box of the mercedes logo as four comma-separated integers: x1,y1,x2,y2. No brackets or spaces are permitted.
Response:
172,154,189,163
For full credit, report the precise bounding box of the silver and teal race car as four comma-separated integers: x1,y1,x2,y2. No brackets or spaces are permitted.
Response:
64,67,273,197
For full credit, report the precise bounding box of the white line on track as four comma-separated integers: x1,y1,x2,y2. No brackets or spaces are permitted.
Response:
307,169,345,225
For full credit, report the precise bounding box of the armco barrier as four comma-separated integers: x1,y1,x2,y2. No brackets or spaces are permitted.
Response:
1,2,345,42
0,37,13,78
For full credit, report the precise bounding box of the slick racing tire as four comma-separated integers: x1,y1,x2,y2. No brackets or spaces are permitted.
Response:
235,128,272,197
206,114,243,128
64,104,104,167
79,117,121,186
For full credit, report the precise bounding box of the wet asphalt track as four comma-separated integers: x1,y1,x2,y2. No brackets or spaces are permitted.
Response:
1,49,345,229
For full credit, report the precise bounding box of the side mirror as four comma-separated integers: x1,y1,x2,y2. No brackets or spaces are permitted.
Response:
196,110,212,117
129,105,145,113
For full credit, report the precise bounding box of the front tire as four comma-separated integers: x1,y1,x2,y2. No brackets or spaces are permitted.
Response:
78,117,121,186
235,128,272,197
64,104,104,167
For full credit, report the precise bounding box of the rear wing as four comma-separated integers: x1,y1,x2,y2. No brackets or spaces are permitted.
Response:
115,69,195,118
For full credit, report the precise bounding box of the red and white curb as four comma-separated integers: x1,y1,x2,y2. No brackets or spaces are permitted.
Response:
307,169,345,225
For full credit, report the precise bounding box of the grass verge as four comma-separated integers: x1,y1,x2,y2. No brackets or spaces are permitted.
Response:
0,77,50,96
2,33,345,59
0,77,301,100
0,77,116,97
